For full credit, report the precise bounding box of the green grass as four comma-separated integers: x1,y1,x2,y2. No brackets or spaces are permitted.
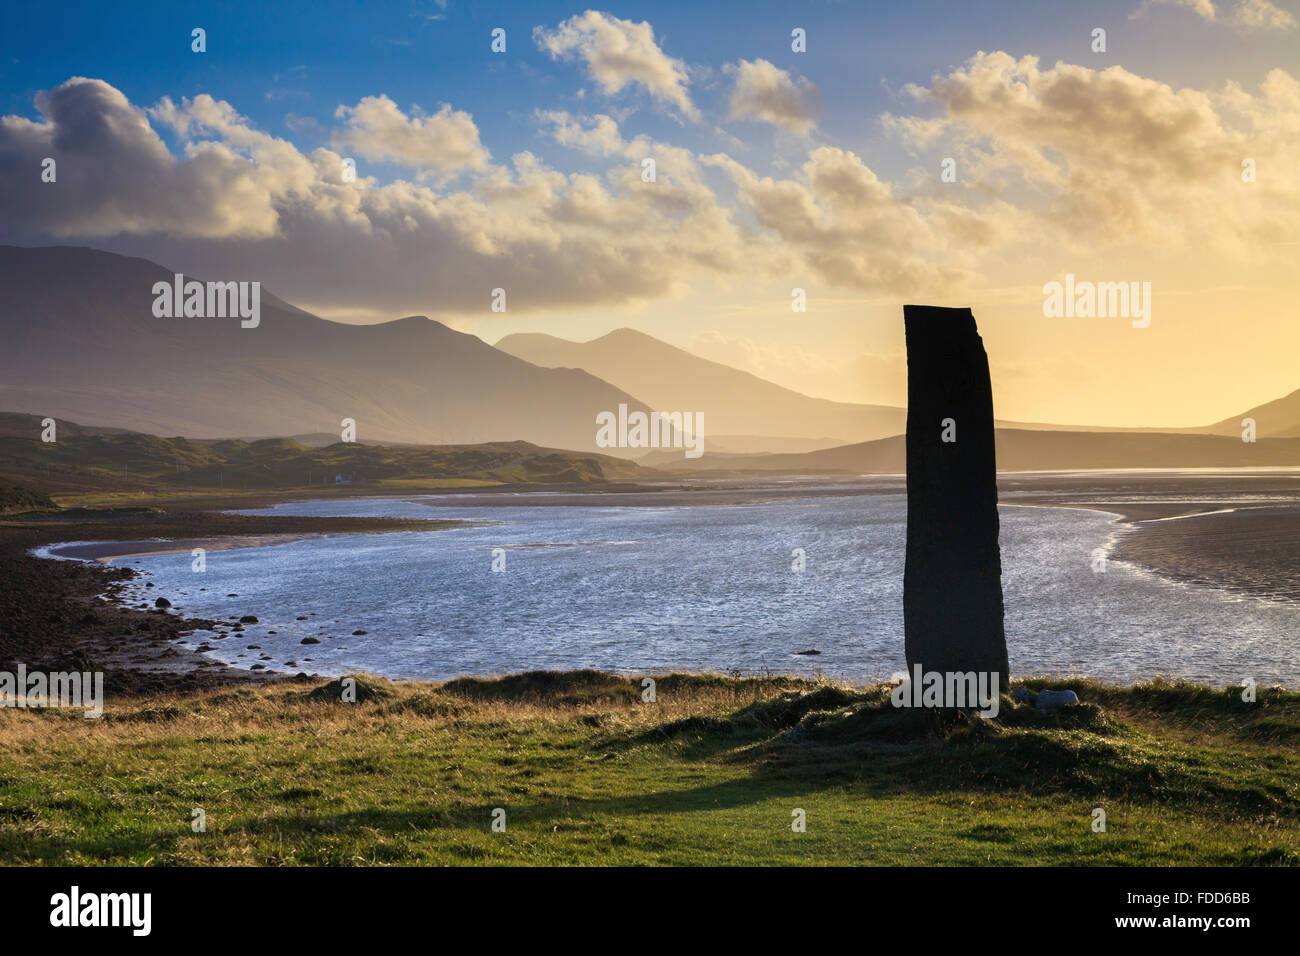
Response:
0,421,651,500
371,477,507,489
0,485,57,514
0,672,1295,865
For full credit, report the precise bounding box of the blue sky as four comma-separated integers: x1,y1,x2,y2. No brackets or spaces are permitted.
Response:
1,1,1297,425
4,0,1292,187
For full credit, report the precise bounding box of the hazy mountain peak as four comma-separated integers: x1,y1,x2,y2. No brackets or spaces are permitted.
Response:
0,245,659,451
494,331,569,348
497,325,908,444
592,327,663,345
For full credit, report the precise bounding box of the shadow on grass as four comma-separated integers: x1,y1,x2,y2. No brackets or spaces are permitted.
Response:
610,683,1300,823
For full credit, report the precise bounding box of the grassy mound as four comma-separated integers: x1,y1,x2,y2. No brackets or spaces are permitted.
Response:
439,669,814,708
306,674,396,704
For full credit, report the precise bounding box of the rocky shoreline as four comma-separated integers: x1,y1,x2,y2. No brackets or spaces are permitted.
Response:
0,508,459,695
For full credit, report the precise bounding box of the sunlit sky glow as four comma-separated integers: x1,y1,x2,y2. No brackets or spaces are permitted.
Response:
1,0,1297,426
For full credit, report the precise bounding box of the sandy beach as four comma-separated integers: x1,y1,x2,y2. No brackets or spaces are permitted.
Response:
995,470,1300,604
1109,506,1300,603
48,533,314,564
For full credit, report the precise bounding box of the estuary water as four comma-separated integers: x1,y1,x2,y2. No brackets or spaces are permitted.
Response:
83,490,1300,686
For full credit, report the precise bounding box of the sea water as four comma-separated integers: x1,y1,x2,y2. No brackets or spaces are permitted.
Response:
88,491,1300,687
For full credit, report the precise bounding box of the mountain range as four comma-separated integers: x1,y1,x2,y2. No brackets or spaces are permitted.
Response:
2,244,1298,469
0,246,656,454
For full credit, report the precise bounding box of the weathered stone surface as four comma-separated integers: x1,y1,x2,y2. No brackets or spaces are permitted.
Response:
903,305,1009,686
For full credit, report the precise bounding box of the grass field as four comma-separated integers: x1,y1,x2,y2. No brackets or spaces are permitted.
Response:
48,476,509,508
0,672,1295,865
0,413,650,502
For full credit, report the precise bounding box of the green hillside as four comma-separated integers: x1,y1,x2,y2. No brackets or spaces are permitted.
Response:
0,414,651,500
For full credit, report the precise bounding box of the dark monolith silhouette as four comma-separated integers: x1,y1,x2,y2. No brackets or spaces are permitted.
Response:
903,305,1008,687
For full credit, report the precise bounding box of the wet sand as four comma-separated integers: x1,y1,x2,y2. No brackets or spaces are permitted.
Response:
1000,470,1300,604
49,534,313,563
1107,506,1300,604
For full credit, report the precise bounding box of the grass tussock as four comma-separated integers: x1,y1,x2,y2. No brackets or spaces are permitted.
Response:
0,671,1296,866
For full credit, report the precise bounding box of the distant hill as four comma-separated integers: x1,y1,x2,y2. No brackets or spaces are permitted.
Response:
0,246,659,453
0,411,137,440
498,328,1300,449
998,388,1300,440
699,434,849,455
496,328,908,445
0,413,652,497
647,429,1300,475
1198,388,1300,439
0,414,406,450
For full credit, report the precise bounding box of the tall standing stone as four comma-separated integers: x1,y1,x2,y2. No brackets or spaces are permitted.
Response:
903,305,1008,687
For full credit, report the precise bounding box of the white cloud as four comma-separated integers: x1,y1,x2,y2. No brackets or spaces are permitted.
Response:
1231,0,1297,30
1131,0,1296,31
332,95,490,177
3,51,1297,323
535,109,627,156
1133,0,1219,21
726,59,823,135
533,11,698,120
0,78,757,316
0,78,308,239
888,52,1300,258
703,146,968,295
